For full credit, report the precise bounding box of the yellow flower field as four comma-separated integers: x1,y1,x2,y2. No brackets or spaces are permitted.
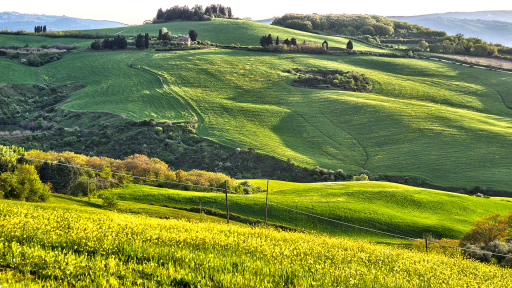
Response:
0,200,510,287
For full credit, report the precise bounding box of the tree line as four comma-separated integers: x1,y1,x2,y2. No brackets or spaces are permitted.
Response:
91,35,128,50
272,14,447,38
259,34,353,51
153,4,233,23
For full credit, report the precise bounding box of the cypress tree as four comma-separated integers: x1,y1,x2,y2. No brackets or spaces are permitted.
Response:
266,34,273,46
189,29,198,41
135,34,145,49
290,38,297,46
283,38,291,46
43,25,46,33
34,26,37,33
158,29,162,41
347,40,354,50
276,36,280,45
227,7,232,18
322,40,329,50
145,33,150,49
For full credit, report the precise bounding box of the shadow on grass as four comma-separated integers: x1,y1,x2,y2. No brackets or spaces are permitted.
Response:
51,194,103,209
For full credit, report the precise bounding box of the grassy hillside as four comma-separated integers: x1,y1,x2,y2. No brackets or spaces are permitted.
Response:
78,19,386,51
2,199,511,287
107,182,512,242
0,34,92,47
133,49,512,190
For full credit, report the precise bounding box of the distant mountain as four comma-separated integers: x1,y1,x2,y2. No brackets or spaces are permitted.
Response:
389,13,512,47
390,11,512,23
0,12,126,31
253,19,273,25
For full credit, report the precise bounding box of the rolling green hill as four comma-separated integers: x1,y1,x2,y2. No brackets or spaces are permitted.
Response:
107,182,512,242
1,18,512,191
76,19,385,51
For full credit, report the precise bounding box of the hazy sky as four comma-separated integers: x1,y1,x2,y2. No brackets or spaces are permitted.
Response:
2,1,512,25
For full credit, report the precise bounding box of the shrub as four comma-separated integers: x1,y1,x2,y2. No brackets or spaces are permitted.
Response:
154,127,163,134
353,174,369,181
0,163,51,202
101,193,119,208
26,55,41,67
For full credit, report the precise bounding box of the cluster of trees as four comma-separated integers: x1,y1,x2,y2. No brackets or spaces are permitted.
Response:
153,4,233,23
91,35,128,50
34,25,46,33
257,35,330,54
27,150,237,191
416,35,499,57
135,33,150,49
458,212,512,267
290,68,372,92
0,145,51,202
272,14,447,38
158,28,172,41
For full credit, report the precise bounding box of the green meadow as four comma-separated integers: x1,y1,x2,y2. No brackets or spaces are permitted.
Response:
108,182,512,242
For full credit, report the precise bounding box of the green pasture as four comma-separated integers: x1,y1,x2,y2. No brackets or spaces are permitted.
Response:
76,19,385,51
37,51,194,121
108,182,512,242
133,49,512,190
0,34,92,47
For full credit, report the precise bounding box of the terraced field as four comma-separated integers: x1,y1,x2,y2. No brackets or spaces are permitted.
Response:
108,182,512,242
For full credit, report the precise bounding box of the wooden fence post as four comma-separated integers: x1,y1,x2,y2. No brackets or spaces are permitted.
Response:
265,180,269,226
225,180,229,224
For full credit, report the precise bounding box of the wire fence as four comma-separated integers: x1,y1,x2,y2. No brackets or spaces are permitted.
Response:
1,151,510,259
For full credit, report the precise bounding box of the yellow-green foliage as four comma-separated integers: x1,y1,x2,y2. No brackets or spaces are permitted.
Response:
0,200,511,287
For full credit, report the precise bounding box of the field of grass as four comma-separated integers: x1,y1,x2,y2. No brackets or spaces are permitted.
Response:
133,49,512,190
77,19,386,52
1,199,511,287
107,182,512,242
0,34,92,47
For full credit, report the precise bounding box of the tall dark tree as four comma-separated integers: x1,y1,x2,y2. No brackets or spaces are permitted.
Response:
117,35,127,49
158,29,162,40
43,25,47,33
145,33,150,49
260,36,268,47
211,4,218,14
135,34,145,49
227,7,232,18
102,37,111,49
189,29,198,41
347,40,354,50
205,6,212,16
283,38,291,46
156,8,165,20
322,40,328,50
266,34,273,46
290,38,297,46
91,40,101,50
34,26,37,33
39,160,80,195
275,36,280,45
219,6,226,16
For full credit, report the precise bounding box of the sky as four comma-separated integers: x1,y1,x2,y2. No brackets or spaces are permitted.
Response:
2,1,512,25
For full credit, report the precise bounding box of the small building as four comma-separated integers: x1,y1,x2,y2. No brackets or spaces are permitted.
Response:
175,36,191,44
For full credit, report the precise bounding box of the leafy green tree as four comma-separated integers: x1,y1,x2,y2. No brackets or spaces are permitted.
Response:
189,29,198,41
39,160,80,195
227,7,232,18
283,38,291,46
266,34,273,46
260,36,268,47
219,6,226,16
0,164,51,202
360,26,375,36
91,40,101,50
0,145,25,173
205,6,212,16
156,8,165,20
322,40,329,50
211,4,218,14
347,40,354,50
418,41,429,51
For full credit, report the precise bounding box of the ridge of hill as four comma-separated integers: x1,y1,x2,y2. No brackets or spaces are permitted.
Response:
389,10,512,23
388,16,512,46
0,11,127,31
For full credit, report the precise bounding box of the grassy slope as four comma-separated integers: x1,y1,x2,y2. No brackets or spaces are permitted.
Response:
39,51,195,121
78,19,385,51
3,199,511,287
137,49,512,190
0,34,92,47
107,182,512,242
